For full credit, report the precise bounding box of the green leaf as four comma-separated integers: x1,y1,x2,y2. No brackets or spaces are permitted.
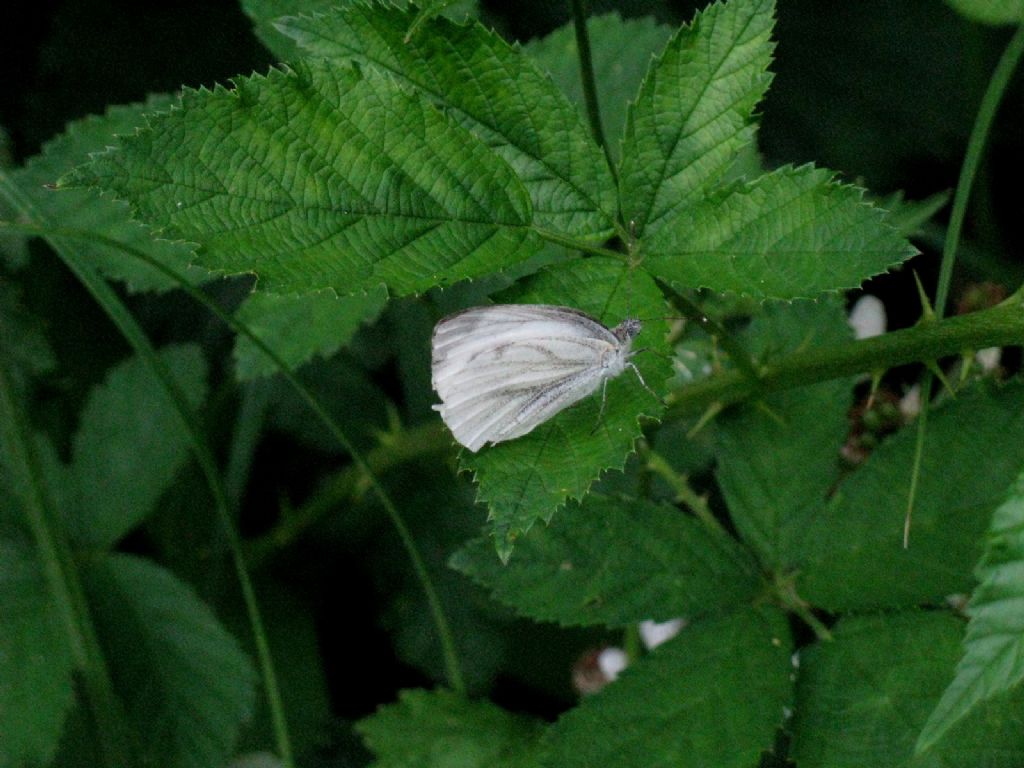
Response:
643,165,916,300
233,285,387,380
798,380,1024,611
459,258,672,560
618,0,775,239
790,611,1024,767
713,299,853,569
945,0,1024,25
8,95,206,293
0,280,56,397
880,190,951,237
64,59,540,297
69,344,207,549
277,3,617,237
542,606,792,768
357,688,545,768
917,467,1024,751
84,554,257,768
0,538,75,768
525,14,674,164
450,493,760,627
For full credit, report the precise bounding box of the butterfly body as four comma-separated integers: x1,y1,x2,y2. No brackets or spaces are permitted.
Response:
430,304,644,452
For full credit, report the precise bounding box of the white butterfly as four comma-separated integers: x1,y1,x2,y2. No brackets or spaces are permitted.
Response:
431,304,656,452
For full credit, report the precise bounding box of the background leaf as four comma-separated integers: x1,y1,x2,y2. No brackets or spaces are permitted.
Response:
278,3,618,237
0,538,74,768
542,606,792,768
618,0,775,238
65,60,540,296
643,165,916,300
525,14,674,164
917,467,1024,750
798,380,1024,611
713,299,853,568
460,257,672,560
357,688,545,768
84,554,257,768
451,493,760,626
232,285,387,380
944,0,1024,25
790,611,1024,767
68,344,207,550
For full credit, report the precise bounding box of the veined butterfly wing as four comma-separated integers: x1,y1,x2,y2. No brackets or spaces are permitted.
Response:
431,304,641,452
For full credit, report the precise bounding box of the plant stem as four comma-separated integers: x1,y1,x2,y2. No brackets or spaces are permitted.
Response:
535,227,627,260
0,361,135,767
641,446,727,537
570,0,617,181
905,21,1024,545
666,294,1024,419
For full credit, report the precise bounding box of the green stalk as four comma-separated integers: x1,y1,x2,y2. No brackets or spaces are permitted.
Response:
666,294,1024,419
0,360,135,767
0,220,466,696
905,21,1024,544
570,0,617,182
0,177,295,767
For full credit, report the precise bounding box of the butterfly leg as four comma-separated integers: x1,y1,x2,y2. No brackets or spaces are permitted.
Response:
628,362,666,406
591,377,611,435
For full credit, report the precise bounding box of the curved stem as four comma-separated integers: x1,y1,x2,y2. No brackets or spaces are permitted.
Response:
0,220,466,695
905,21,1024,544
570,0,617,182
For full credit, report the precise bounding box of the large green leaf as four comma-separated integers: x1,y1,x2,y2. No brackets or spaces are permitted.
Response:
643,165,915,300
357,688,545,768
458,258,672,560
0,539,75,768
233,285,387,380
525,14,674,164
917,467,1024,751
84,554,256,768
69,344,207,549
713,299,853,569
278,3,617,237
6,95,206,293
618,0,774,239
542,606,792,768
945,0,1024,25
791,611,1024,767
450,493,760,626
64,59,540,296
798,380,1024,611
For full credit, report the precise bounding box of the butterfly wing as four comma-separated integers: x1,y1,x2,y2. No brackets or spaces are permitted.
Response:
431,305,618,451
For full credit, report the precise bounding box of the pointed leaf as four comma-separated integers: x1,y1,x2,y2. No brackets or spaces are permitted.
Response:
618,0,775,238
64,60,540,296
525,14,674,164
457,258,672,559
451,493,759,626
233,285,387,380
799,380,1024,611
713,300,853,568
945,0,1024,25
277,3,617,237
69,344,207,549
7,95,206,293
643,165,916,300
791,611,1024,767
917,467,1024,751
0,538,75,768
542,606,792,768
84,554,257,768
357,688,545,768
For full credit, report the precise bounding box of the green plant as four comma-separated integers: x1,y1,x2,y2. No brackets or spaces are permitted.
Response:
2,0,1023,766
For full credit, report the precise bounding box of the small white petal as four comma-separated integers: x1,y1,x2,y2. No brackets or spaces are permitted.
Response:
976,346,1001,372
597,647,629,681
899,384,922,420
639,618,686,650
848,295,887,340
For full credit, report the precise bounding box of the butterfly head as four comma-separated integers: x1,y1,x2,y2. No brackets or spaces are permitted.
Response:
612,317,643,344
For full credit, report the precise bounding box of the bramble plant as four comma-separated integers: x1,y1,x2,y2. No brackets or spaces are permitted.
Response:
1,0,1023,766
